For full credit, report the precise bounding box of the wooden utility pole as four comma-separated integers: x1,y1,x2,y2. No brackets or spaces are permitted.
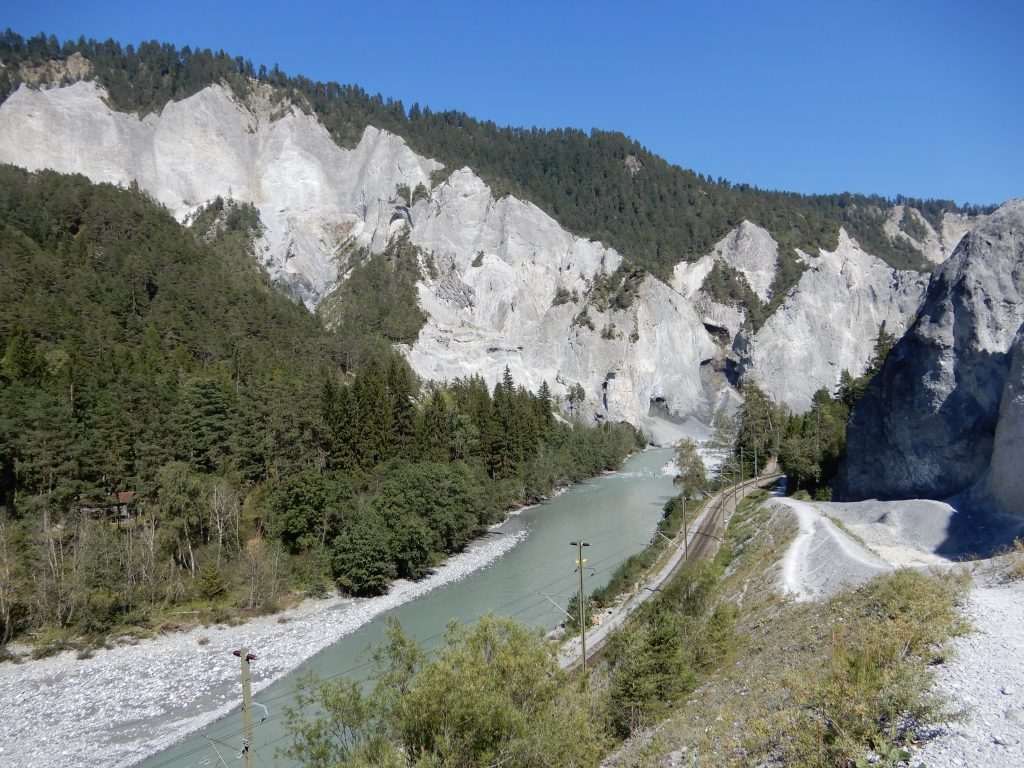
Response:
682,497,688,561
233,648,257,768
570,540,590,669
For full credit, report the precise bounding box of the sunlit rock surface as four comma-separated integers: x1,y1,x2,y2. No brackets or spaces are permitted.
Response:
741,229,928,412
883,204,986,265
0,80,440,306
1,79,969,431
0,81,721,428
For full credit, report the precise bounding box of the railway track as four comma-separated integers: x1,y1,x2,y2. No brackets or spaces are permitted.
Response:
560,472,782,670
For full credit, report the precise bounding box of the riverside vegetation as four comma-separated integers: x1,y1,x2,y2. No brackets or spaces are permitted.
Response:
283,487,968,767
0,166,643,652
609,492,969,768
276,347,936,766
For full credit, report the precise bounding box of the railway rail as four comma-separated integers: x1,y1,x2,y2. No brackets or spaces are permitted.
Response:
560,472,782,670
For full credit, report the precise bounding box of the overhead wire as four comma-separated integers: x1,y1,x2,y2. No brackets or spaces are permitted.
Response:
139,461,737,768
140,504,688,768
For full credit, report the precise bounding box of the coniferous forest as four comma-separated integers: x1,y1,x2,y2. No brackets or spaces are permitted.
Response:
0,165,642,648
0,29,987,650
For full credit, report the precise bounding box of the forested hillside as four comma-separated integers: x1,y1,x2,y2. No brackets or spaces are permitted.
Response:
0,30,996,296
0,166,642,648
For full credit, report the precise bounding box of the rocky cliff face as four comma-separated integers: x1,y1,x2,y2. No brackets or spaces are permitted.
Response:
982,324,1024,516
403,167,720,431
0,78,958,433
883,204,984,265
741,230,929,412
0,80,724,431
0,80,441,306
835,201,1024,502
671,221,777,342
672,220,779,303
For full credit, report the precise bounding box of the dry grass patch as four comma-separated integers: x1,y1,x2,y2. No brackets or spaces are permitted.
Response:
605,494,969,768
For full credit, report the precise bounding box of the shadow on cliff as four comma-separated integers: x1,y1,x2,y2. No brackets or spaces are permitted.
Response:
933,493,1024,559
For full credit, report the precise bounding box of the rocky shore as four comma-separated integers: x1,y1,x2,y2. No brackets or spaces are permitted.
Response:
0,529,527,768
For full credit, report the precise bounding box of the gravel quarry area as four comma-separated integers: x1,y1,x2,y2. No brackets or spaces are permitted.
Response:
0,529,527,768
774,496,1024,767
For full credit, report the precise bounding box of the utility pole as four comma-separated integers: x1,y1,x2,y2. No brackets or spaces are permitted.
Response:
233,648,257,768
569,540,590,669
682,497,688,561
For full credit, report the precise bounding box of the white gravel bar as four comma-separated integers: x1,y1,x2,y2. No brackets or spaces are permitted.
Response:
0,530,526,768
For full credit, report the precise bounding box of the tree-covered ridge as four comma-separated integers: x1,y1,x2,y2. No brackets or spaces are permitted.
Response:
0,166,643,647
0,30,996,291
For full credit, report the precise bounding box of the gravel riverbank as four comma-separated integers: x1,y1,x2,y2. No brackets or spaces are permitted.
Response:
0,529,527,768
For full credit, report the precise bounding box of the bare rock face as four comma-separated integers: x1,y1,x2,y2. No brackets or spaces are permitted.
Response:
0,80,441,306
0,79,971,433
671,221,779,344
672,220,779,303
740,229,928,412
0,80,721,429
835,201,1024,502
982,324,1024,516
883,204,985,265
407,169,719,429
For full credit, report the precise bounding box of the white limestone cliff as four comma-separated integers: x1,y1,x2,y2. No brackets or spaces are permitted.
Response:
0,80,721,431
740,229,928,412
883,204,984,265
671,221,778,339
0,78,959,431
672,220,779,302
405,168,719,429
983,324,1024,517
835,200,1024,502
0,80,441,305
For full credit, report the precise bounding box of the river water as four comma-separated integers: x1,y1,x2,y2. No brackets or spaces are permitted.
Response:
137,448,675,768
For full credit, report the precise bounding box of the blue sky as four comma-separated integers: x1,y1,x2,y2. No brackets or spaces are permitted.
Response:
5,0,1022,205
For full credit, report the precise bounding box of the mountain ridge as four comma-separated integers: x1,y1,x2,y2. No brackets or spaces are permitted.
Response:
0,32,1007,435
0,31,998,280
0,73,972,431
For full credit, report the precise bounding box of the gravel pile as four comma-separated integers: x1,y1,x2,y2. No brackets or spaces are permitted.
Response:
0,530,526,768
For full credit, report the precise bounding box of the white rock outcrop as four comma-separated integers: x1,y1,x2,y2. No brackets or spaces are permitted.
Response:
836,200,1024,502
406,168,719,428
739,229,928,412
0,80,441,305
2,79,979,431
672,220,779,308
982,324,1024,517
0,80,724,430
883,204,984,265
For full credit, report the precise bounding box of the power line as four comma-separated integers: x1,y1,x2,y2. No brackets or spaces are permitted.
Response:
139,485,702,768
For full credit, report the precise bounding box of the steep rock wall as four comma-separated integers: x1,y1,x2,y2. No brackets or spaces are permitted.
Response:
0,80,440,305
739,230,928,412
983,324,1024,516
406,170,719,429
672,220,779,303
0,81,721,430
883,204,985,265
835,201,1024,501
